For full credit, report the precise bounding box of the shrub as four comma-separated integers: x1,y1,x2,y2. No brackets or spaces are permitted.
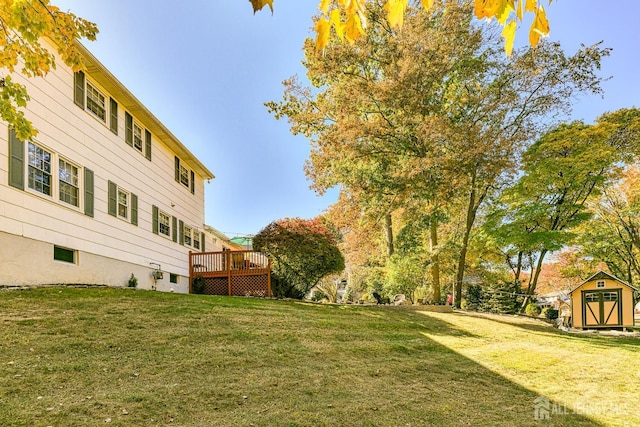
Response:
541,307,559,320
525,303,542,317
127,273,138,288
192,276,205,294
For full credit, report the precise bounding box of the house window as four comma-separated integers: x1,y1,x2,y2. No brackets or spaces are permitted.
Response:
54,246,76,264
107,181,137,225
27,142,52,196
184,225,193,247
59,158,79,207
170,273,178,284
9,131,92,215
133,122,143,152
180,164,190,188
194,232,200,250
86,81,106,122
117,188,129,219
596,281,605,288
159,210,171,237
174,156,194,194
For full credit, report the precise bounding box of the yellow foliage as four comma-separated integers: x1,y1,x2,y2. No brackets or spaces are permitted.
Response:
252,0,552,54
529,5,549,47
249,0,273,14
315,17,331,52
385,0,409,29
502,20,517,56
422,0,435,10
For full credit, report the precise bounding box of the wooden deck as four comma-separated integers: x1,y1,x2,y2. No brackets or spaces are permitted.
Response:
189,250,271,296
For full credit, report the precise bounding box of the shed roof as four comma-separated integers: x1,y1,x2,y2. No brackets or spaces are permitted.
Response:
569,270,638,294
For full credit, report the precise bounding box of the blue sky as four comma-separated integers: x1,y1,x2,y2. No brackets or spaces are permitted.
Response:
53,1,639,236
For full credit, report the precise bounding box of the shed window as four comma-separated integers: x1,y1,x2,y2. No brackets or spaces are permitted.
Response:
596,281,605,288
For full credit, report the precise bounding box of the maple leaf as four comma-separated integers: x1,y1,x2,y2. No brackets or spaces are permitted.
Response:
385,0,408,29
502,20,517,56
249,0,273,14
529,4,549,47
315,17,331,52
344,12,365,43
330,9,345,41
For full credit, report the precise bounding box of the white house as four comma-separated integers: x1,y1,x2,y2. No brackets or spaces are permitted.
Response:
0,41,214,293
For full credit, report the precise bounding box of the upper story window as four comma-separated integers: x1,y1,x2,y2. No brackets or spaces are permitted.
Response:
179,164,190,188
74,71,117,134
59,158,80,207
133,122,143,152
174,156,195,195
86,82,106,122
125,112,152,160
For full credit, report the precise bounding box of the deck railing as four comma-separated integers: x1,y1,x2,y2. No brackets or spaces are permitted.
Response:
189,250,271,296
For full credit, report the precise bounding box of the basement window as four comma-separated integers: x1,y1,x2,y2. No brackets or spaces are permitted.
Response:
54,246,76,264
170,273,178,284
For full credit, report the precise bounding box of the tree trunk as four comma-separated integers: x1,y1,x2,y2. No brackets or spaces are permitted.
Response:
520,249,548,311
454,174,483,308
384,213,394,257
430,217,441,303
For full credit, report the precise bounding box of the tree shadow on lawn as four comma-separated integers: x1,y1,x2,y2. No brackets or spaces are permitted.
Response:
449,310,640,350
372,317,604,426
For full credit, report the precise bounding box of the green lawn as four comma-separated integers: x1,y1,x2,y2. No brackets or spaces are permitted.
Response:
1,288,638,426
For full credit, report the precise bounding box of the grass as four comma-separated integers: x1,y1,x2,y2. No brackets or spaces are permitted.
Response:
1,288,638,426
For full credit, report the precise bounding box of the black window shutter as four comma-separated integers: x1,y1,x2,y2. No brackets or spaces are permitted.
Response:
109,98,118,135
8,129,24,190
144,129,152,161
152,205,159,234
84,168,94,217
172,216,178,242
74,71,85,109
201,232,205,252
107,180,117,217
125,112,133,146
190,171,195,194
174,157,180,182
179,220,184,245
131,193,138,226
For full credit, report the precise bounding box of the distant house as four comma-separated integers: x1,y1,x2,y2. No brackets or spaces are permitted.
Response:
569,271,637,329
1,40,214,292
203,225,245,252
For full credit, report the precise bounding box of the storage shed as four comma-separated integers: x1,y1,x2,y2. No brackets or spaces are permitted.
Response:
569,271,637,329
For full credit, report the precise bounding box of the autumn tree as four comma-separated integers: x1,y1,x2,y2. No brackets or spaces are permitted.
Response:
576,164,640,286
0,0,97,140
253,217,345,298
487,110,640,309
267,2,487,303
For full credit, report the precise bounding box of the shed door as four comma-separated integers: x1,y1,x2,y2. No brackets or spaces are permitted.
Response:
582,290,622,327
